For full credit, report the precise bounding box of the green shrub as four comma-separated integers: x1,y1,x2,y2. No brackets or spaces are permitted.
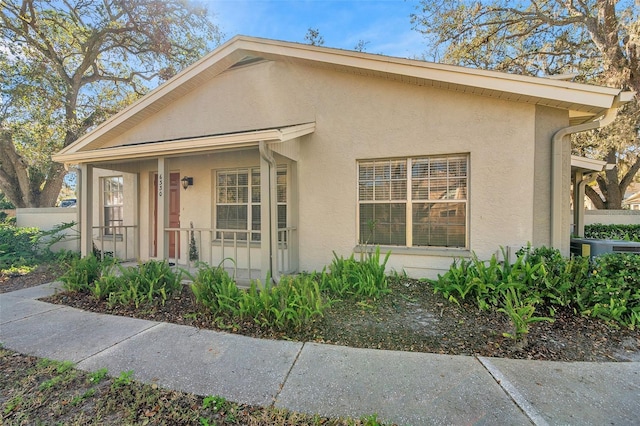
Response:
0,220,79,273
431,247,566,339
577,253,640,328
517,246,590,308
434,246,640,332
0,221,40,270
192,265,329,331
584,224,640,242
102,260,183,308
59,254,103,292
320,247,391,299
191,264,241,316
241,274,328,329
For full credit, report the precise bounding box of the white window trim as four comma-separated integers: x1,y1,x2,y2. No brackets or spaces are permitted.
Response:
101,175,124,239
357,155,469,249
213,165,288,244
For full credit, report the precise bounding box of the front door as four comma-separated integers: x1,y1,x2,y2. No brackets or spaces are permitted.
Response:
153,172,180,258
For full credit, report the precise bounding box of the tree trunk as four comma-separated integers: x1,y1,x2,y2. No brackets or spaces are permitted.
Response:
585,185,606,210
0,128,66,208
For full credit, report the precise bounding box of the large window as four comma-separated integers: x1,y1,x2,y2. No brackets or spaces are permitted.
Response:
358,155,468,248
216,168,287,241
102,176,123,236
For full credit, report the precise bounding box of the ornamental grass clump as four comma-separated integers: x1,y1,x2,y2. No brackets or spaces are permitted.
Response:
191,265,329,331
59,254,104,292
108,260,182,308
73,260,183,308
241,274,329,329
190,264,241,317
320,246,391,299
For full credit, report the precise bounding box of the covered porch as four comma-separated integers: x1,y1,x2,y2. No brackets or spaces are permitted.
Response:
54,123,315,282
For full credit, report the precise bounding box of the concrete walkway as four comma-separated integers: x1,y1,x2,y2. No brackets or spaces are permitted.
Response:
1,282,638,425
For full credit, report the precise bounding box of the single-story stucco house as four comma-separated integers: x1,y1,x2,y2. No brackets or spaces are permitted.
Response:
53,35,633,280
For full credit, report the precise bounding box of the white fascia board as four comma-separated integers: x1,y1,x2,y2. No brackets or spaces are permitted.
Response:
571,155,608,172
233,36,623,110
53,123,315,164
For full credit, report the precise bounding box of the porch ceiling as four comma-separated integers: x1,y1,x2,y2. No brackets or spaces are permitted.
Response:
52,122,315,164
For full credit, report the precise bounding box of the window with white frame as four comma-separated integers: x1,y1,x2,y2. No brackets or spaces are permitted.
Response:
216,168,287,241
102,176,123,236
358,155,468,248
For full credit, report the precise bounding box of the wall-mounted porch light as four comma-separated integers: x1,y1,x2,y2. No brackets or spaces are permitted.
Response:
181,176,193,190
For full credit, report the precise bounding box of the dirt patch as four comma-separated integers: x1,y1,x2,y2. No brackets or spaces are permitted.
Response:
27,274,638,362
0,264,63,294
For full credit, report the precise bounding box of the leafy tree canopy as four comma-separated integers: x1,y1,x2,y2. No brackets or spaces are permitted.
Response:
0,0,221,207
411,0,640,208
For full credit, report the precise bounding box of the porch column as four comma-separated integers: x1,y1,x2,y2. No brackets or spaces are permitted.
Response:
157,157,169,259
259,141,279,282
573,171,590,238
132,173,140,260
260,147,273,280
79,163,93,257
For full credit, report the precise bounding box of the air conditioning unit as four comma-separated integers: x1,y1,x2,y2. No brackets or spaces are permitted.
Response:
570,238,640,258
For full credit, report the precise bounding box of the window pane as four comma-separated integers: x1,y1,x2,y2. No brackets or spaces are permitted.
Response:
251,171,260,186
448,157,468,177
252,185,261,203
374,162,390,180
391,160,406,180
359,162,374,181
277,205,287,229
413,202,466,247
237,186,248,203
359,183,373,201
391,180,407,200
412,159,429,179
359,203,406,246
216,205,247,230
103,177,123,235
251,205,261,231
374,182,390,200
237,172,248,186
429,178,447,200
104,206,123,236
448,178,467,200
412,180,429,200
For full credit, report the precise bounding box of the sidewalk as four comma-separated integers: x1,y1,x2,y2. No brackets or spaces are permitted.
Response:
1,282,638,426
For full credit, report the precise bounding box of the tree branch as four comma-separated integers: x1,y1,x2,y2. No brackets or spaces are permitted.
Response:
585,184,606,210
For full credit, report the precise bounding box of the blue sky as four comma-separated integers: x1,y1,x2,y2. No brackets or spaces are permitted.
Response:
208,0,427,58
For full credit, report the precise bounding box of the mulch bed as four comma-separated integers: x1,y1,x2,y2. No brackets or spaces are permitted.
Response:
3,268,639,362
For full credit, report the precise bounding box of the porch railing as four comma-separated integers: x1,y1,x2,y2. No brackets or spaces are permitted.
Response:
164,227,297,281
92,225,138,261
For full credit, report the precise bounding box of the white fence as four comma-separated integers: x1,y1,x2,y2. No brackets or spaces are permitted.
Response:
16,207,79,253
577,210,640,226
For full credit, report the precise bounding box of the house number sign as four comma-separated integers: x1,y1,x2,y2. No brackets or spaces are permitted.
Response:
158,173,164,197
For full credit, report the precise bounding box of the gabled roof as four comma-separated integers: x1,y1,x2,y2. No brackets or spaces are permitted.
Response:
54,35,633,165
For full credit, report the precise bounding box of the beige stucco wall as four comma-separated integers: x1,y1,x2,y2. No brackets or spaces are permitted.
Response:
16,207,79,253
93,60,568,278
